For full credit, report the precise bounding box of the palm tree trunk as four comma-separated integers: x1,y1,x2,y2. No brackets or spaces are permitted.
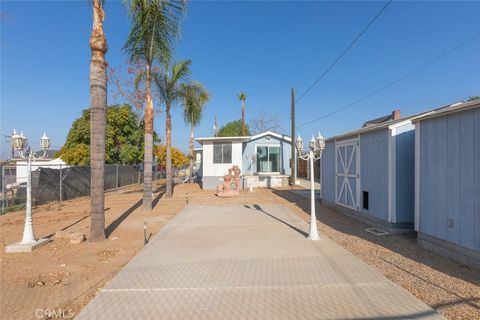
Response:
89,0,107,241
241,100,245,136
166,104,173,197
189,123,194,183
143,64,154,210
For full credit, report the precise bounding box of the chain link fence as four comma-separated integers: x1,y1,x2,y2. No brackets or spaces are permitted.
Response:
1,163,165,213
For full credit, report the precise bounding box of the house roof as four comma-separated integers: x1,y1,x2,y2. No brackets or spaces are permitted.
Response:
250,131,292,142
195,131,291,145
361,114,395,128
411,99,480,123
195,136,251,144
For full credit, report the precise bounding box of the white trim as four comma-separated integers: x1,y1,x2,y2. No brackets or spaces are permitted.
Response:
357,134,361,211
250,131,292,142
414,122,421,231
254,144,281,174
388,119,413,130
334,139,360,211
335,137,359,146
387,128,397,223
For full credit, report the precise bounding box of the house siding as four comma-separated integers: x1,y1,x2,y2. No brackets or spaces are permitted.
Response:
395,123,415,223
419,107,480,252
242,135,291,175
202,141,243,190
360,130,389,221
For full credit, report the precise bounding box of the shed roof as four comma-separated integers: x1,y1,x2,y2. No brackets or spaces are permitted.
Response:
325,114,424,142
325,100,480,142
411,99,480,123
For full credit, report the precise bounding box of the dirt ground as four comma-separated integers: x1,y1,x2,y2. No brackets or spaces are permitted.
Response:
1,184,479,320
0,181,189,320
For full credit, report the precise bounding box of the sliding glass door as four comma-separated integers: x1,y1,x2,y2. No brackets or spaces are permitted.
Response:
256,146,280,173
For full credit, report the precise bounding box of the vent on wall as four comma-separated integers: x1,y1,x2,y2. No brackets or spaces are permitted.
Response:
362,191,369,210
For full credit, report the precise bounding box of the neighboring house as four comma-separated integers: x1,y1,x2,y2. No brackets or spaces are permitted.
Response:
193,148,203,174
413,99,480,269
196,131,292,189
320,110,419,233
15,150,66,184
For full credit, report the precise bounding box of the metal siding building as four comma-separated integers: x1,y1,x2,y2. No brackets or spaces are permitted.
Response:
320,116,416,232
414,100,480,269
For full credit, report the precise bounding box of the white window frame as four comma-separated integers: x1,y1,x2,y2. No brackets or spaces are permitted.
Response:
255,144,281,174
213,142,232,164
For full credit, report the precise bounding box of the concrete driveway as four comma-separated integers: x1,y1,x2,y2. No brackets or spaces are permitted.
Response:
77,204,444,319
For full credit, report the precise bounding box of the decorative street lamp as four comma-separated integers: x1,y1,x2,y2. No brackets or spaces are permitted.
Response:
295,132,325,240
5,130,51,253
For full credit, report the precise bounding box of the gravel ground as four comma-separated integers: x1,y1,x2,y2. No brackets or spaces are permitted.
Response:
187,186,480,320
272,189,480,320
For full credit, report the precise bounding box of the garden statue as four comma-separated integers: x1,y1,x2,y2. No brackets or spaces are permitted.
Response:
216,165,241,197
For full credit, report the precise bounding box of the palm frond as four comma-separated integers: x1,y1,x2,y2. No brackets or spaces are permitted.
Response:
123,0,187,66
237,92,247,102
181,81,210,127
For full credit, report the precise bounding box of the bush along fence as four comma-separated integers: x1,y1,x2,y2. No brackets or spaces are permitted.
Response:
1,163,165,212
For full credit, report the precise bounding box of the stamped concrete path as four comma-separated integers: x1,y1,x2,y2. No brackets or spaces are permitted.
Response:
77,204,444,319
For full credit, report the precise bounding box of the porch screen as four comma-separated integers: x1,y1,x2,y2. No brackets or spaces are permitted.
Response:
213,143,232,164
256,146,280,173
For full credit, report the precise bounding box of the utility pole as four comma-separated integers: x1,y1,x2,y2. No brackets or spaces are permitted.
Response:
291,88,297,187
213,117,218,137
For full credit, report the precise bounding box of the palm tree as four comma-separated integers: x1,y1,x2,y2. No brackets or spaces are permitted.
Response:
181,81,210,183
124,0,186,210
155,60,191,197
237,92,247,136
89,0,108,241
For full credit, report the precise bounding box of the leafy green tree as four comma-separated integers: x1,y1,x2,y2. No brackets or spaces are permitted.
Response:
217,119,251,137
58,105,153,165
155,60,192,197
181,81,210,183
123,0,186,210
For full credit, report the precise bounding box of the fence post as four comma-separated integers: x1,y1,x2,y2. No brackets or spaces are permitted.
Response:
1,165,5,213
59,164,63,203
116,164,119,189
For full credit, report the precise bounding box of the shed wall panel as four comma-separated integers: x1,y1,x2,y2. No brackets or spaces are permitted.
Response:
459,111,475,249
419,108,480,251
395,123,415,223
360,130,389,221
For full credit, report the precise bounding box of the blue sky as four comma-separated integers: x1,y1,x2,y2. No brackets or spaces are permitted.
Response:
1,1,479,159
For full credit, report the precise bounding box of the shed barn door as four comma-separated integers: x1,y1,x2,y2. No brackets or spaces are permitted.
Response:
335,140,360,210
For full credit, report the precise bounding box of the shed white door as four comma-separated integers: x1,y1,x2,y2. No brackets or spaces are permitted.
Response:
335,140,360,210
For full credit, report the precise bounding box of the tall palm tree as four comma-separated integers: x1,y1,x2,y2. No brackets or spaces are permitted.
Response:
155,60,191,197
181,81,210,183
237,92,247,136
124,0,186,210
89,0,108,241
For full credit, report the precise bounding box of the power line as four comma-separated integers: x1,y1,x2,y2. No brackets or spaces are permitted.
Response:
295,0,393,104
299,31,480,128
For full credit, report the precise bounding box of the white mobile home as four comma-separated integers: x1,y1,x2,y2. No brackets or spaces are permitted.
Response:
196,131,292,189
